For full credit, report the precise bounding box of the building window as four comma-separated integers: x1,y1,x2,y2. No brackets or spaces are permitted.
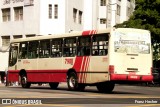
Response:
1,36,10,47
73,8,77,23
54,4,58,19
79,11,82,24
2,8,10,22
14,7,23,21
49,4,52,19
100,18,106,24
117,5,121,15
100,0,106,6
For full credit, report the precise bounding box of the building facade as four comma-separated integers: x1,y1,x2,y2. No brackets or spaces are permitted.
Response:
83,0,135,30
0,0,135,82
0,0,84,82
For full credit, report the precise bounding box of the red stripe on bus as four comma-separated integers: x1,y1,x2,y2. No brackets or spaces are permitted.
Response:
8,70,68,73
82,57,87,83
82,30,91,36
73,57,83,72
81,57,87,83
82,30,97,36
82,56,87,83
72,56,83,83
84,56,90,83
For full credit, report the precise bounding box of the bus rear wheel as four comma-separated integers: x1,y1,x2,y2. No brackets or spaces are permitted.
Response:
49,82,59,89
67,72,85,91
96,81,115,93
21,75,31,88
67,72,78,90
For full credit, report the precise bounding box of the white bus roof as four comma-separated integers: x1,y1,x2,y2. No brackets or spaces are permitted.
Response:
10,28,112,43
10,28,149,43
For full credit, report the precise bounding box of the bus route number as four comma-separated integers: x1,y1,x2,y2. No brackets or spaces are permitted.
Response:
65,58,73,65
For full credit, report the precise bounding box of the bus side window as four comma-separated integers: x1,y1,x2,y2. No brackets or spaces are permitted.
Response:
51,39,62,57
77,37,91,56
39,40,50,58
63,38,76,57
9,46,18,66
19,42,28,59
92,33,109,56
28,41,39,59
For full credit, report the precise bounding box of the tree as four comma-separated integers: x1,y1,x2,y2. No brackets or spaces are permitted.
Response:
115,0,160,64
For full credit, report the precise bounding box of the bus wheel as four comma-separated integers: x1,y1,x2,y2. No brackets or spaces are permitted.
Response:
67,72,78,90
96,81,115,93
21,75,31,88
49,82,59,89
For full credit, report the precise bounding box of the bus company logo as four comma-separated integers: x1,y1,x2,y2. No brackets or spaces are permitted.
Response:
2,99,11,104
65,58,73,65
23,60,30,64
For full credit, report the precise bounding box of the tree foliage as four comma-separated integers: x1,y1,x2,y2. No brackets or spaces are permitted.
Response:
115,0,160,62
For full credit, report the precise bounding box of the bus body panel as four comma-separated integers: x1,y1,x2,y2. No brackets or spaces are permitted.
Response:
89,56,109,83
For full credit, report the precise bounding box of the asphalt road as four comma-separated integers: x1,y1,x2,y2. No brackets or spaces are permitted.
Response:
0,83,160,107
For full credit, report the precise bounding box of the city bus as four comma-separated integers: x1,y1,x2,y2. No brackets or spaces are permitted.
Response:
7,28,153,93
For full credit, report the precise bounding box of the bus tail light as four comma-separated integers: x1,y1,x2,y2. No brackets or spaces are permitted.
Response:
109,65,114,74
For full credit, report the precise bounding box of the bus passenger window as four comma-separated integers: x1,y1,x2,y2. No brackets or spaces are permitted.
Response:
51,39,62,57
28,41,39,59
39,40,50,58
63,38,76,57
92,33,109,56
77,37,91,56
19,42,28,59
9,46,18,66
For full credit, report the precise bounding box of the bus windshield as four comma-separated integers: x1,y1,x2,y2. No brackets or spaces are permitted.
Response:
114,31,150,54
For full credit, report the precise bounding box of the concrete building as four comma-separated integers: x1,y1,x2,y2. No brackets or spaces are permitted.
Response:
0,0,135,82
83,0,135,30
0,0,84,82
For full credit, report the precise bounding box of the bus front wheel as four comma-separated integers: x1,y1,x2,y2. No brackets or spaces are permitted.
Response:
96,81,115,93
21,75,31,88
